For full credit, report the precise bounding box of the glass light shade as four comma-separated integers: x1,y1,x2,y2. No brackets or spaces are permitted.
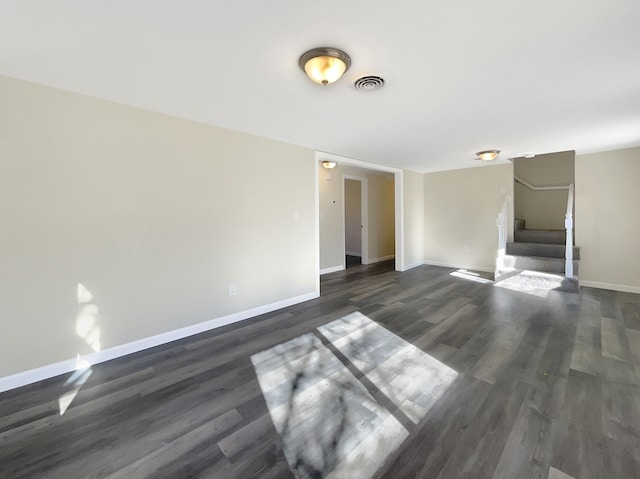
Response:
304,56,348,85
322,161,337,169
476,150,500,161
299,47,351,85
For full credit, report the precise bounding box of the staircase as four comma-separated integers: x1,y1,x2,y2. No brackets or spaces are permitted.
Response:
497,218,580,293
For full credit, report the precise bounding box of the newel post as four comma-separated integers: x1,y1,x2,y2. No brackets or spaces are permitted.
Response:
565,215,573,279
565,184,574,279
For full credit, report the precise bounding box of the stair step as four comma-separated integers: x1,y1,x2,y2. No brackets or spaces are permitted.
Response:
496,269,579,294
515,229,567,245
514,218,526,232
507,242,580,259
502,254,579,275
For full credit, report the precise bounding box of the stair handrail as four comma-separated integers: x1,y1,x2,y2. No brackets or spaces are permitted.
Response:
565,183,574,278
514,175,570,191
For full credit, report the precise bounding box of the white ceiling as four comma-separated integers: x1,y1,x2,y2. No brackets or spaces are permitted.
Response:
1,1,639,172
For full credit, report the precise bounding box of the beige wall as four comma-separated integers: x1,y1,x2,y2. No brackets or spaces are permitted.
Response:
402,170,424,269
424,164,513,271
0,76,317,377
368,173,396,261
3,76,635,384
319,165,344,270
575,147,640,291
319,165,395,270
514,151,575,230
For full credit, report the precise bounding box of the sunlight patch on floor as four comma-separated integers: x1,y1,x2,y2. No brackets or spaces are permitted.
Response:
450,269,494,284
59,283,102,415
494,269,567,298
58,356,92,415
318,312,458,424
251,312,458,478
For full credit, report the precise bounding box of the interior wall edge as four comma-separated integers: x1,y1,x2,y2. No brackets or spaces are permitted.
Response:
400,261,424,272
320,265,345,275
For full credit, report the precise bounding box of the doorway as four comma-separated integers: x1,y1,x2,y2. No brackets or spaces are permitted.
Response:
344,178,364,268
316,151,405,287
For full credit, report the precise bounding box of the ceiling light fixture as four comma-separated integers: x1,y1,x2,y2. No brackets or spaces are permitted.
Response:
299,47,351,85
475,150,501,161
322,161,337,169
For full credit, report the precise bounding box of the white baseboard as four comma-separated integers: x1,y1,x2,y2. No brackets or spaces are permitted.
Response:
423,260,495,274
579,280,640,294
367,255,395,264
320,265,345,275
0,291,318,393
345,251,362,257
400,261,424,271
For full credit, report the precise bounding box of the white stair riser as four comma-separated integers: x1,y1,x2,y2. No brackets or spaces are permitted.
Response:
506,242,580,259
502,255,579,275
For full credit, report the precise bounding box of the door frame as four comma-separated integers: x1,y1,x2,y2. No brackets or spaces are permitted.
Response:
315,150,404,294
343,175,368,265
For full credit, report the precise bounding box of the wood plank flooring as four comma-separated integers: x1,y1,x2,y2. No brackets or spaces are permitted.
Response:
1,262,639,478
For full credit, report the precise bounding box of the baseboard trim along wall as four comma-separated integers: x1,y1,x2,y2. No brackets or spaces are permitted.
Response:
0,291,318,393
320,265,345,275
368,255,395,264
423,260,495,274
579,280,640,294
345,251,362,257
400,261,424,272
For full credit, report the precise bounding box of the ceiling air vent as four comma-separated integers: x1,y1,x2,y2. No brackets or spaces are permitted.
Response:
354,75,385,91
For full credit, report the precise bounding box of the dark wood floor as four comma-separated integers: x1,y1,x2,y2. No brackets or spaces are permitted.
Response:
1,262,639,478
346,254,362,268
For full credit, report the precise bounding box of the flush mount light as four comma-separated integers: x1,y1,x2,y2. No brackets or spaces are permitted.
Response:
299,47,351,85
475,150,501,161
322,161,337,169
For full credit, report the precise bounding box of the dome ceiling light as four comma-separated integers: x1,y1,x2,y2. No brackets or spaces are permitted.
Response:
299,47,351,85
475,150,501,161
